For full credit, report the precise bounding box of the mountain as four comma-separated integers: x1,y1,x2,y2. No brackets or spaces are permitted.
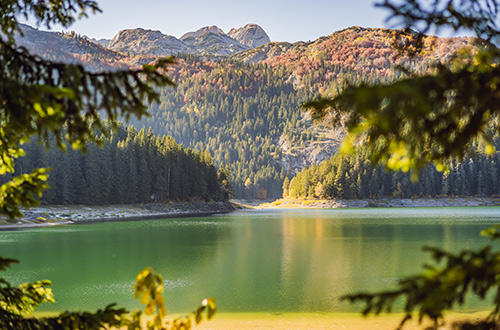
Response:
127,27,478,198
108,28,189,55
179,26,248,55
228,23,270,48
14,23,272,61
11,24,479,198
13,24,133,71
107,24,270,57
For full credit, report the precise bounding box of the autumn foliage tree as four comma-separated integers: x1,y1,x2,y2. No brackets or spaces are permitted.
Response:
0,1,216,329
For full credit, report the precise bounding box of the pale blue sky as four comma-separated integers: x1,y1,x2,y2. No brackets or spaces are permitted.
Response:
24,0,395,41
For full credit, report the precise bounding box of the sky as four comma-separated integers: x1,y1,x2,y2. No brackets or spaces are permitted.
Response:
23,0,396,42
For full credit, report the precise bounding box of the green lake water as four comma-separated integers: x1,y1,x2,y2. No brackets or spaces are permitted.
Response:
0,207,499,314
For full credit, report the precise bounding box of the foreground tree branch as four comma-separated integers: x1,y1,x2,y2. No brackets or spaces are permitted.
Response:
0,2,175,220
305,1,500,329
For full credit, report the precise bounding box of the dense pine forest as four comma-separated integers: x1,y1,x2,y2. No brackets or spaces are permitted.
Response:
0,123,233,205
285,134,500,200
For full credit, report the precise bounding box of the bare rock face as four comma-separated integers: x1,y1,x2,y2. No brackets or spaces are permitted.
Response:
277,112,345,175
180,25,225,41
228,24,270,48
108,28,189,55
180,25,249,56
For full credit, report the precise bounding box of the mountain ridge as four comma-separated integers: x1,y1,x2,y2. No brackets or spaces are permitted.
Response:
13,23,272,62
108,27,189,55
108,24,271,57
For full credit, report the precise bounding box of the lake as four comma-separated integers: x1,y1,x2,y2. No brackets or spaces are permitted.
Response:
0,207,499,314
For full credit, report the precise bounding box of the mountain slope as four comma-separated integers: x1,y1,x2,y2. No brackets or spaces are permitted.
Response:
12,25,479,198
128,27,477,198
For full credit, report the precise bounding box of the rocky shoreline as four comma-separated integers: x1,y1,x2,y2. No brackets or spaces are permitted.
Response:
0,201,235,230
260,197,500,209
2,197,498,230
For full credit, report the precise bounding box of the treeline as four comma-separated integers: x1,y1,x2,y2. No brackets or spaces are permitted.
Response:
2,123,233,205
285,137,500,200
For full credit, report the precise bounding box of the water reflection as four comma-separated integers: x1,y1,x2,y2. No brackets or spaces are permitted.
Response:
0,207,498,313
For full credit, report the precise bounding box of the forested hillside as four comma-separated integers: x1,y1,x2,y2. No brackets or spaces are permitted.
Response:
129,27,475,198
286,133,500,200
1,123,233,205
15,25,480,199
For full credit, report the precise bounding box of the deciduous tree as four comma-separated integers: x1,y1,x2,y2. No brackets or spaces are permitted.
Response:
0,1,216,329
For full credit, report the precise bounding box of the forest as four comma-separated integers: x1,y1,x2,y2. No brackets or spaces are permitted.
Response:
126,27,477,198
16,26,486,200
0,122,233,205
285,133,500,200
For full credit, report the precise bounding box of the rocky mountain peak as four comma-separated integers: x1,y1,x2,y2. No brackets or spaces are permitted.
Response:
15,23,116,60
180,25,225,41
108,28,188,55
228,23,270,48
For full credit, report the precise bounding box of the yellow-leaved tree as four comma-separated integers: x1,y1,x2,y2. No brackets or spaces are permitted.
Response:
0,1,215,329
